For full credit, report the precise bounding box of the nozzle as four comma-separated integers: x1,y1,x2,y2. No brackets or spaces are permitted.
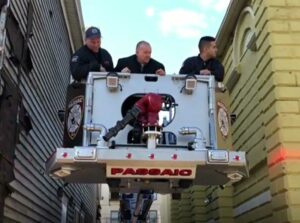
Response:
103,106,140,141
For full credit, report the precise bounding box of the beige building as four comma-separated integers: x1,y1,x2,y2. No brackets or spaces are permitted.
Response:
171,0,300,222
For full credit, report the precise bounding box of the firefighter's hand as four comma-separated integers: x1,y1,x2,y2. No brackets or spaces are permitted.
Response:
155,69,165,76
100,65,106,72
121,67,131,73
199,69,211,75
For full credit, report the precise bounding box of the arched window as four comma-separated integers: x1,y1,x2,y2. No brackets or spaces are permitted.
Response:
233,7,256,65
227,6,257,92
240,28,253,58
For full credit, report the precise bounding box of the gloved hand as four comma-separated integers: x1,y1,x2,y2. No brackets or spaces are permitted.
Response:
100,65,107,72
155,68,165,76
199,69,211,75
121,67,131,73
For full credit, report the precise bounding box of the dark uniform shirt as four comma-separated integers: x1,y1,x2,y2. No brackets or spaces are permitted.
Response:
70,45,113,81
114,55,165,74
179,55,224,82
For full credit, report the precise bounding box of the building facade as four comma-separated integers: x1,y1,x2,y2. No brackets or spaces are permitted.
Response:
171,0,300,222
0,0,99,222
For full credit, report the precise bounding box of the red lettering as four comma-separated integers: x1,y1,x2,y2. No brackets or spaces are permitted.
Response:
123,168,135,175
111,168,123,175
135,168,148,175
160,169,174,176
173,169,179,175
148,169,161,175
110,167,193,177
179,169,192,176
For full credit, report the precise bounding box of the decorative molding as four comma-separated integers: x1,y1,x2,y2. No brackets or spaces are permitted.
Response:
216,0,248,57
232,6,256,65
226,64,241,92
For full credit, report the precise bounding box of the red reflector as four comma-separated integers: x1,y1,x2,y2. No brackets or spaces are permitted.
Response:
172,154,178,160
234,155,240,161
149,154,154,159
126,153,132,159
62,152,68,158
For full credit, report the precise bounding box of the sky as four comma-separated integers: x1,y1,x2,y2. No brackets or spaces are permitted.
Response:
81,0,230,74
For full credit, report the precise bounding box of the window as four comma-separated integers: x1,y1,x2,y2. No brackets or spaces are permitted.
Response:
228,6,256,91
5,1,33,74
148,210,158,223
240,28,253,58
233,6,256,65
110,210,119,223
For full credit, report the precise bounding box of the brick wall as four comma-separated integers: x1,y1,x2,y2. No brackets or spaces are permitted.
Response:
263,0,300,222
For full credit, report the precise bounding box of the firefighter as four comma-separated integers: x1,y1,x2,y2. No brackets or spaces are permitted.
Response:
114,40,165,76
179,36,224,82
70,26,114,81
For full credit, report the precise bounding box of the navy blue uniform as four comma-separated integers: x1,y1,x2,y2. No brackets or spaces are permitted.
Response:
179,55,224,82
70,45,113,81
114,55,165,74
